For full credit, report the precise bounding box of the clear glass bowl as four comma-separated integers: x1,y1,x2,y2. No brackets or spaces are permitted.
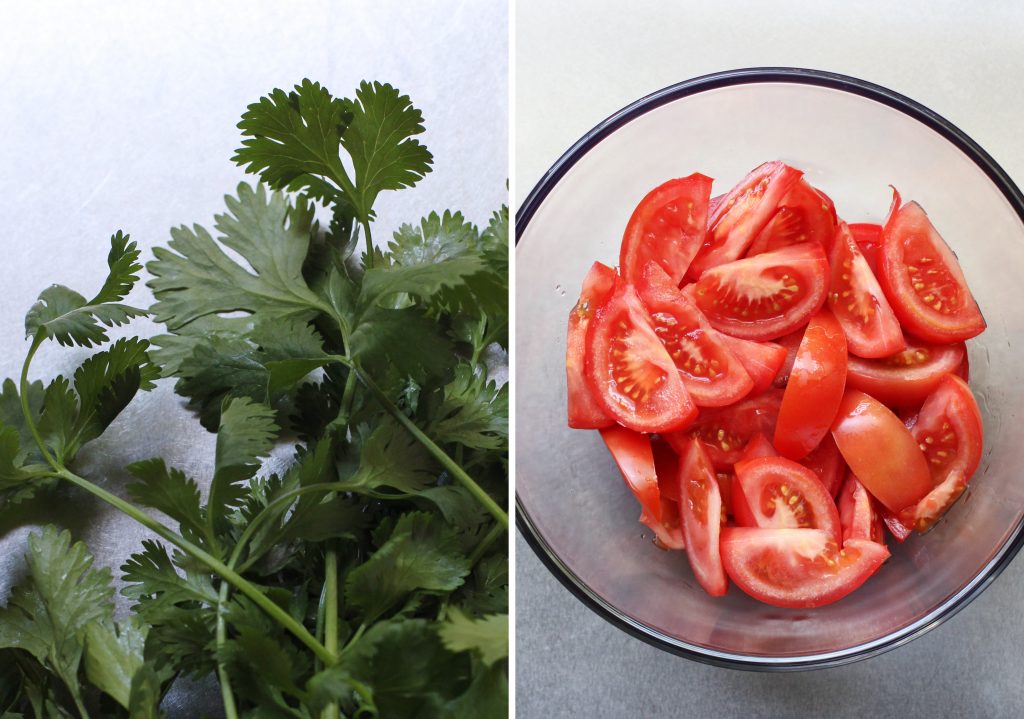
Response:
515,68,1024,669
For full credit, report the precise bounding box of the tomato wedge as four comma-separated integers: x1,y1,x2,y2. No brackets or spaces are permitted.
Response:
567,262,617,428
651,437,686,549
718,334,786,394
878,189,986,343
689,161,803,276
838,473,884,544
774,309,848,460
771,328,804,388
849,222,882,276
692,243,829,341
828,222,905,358
620,174,713,285
637,263,753,407
831,389,933,512
739,432,777,461
677,437,728,596
601,427,685,549
846,340,965,408
665,389,783,469
746,179,837,256
734,456,842,539
586,282,697,433
800,434,845,498
720,528,890,608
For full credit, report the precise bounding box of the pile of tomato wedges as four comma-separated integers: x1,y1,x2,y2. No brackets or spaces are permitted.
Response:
565,161,986,608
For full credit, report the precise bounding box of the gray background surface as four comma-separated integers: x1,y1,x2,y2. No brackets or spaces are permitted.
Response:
515,1,1024,718
0,1,507,715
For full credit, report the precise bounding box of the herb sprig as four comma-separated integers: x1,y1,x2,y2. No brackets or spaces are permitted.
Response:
0,79,507,718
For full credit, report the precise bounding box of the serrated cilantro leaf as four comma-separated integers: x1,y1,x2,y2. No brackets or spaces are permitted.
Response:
442,663,507,719
340,419,436,495
438,609,507,667
457,555,508,618
345,512,470,622
148,182,325,331
125,458,206,543
208,397,277,531
429,366,508,452
121,540,219,609
24,232,146,347
416,485,488,530
84,618,146,710
347,305,454,382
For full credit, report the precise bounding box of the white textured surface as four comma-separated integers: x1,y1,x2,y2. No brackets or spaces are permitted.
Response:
516,1,1024,717
0,1,507,715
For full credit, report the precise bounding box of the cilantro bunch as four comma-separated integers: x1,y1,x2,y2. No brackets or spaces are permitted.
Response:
0,79,508,718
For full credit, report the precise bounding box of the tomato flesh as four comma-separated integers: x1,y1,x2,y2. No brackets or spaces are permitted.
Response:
849,223,882,276
746,179,837,257
665,389,783,469
828,222,905,358
586,283,697,433
693,242,829,341
878,190,986,343
637,263,753,407
831,389,933,512
620,174,713,285
719,334,786,395
567,262,618,428
734,456,842,540
720,528,890,608
677,437,728,596
846,340,965,409
771,328,804,388
838,473,884,544
774,309,848,460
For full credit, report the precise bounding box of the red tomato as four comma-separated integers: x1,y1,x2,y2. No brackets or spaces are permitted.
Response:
720,528,890,608
846,340,965,408
799,434,845,498
718,334,786,394
601,427,685,549
620,174,713,285
567,262,617,428
739,432,777,461
689,161,803,276
716,471,734,518
955,352,970,382
637,263,753,407
677,437,728,596
651,437,686,549
664,389,783,469
771,328,805,388
586,283,697,433
831,389,934,512
731,475,757,527
849,222,882,276
838,473,884,544
895,470,969,535
734,456,842,541
746,179,837,256
828,222,905,358
877,189,986,343
774,310,848,460
692,243,829,341
883,509,913,543
708,193,725,218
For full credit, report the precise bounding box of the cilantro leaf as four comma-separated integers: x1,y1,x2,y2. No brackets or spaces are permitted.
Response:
208,397,278,530
345,512,470,622
438,609,507,667
441,663,507,719
24,232,146,347
83,618,146,709
340,419,436,495
120,540,219,609
428,366,508,452
125,458,207,543
347,305,454,382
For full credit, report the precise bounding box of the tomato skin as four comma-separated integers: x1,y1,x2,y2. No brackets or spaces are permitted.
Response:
734,456,842,541
877,191,986,343
620,174,714,285
586,282,698,433
720,528,890,608
664,389,783,469
693,242,830,341
846,340,965,409
690,161,803,276
831,389,934,512
774,309,848,460
883,510,913,543
739,432,777,461
718,334,786,395
651,437,686,549
731,475,758,526
637,263,753,407
771,328,805,388
567,262,618,428
849,223,882,276
677,437,728,596
838,473,885,544
828,222,905,358
746,179,837,257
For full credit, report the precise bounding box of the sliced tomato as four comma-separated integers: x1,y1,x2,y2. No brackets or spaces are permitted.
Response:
895,470,969,534
846,340,965,408
831,389,933,512
664,389,783,469
883,509,913,543
716,471,734,518
739,432,777,461
567,262,617,428
692,243,829,341
774,309,848,460
878,189,986,343
720,528,890,608
746,179,837,256
708,193,725,218
799,434,845,498
677,437,728,596
718,334,786,394
731,475,757,527
689,161,803,276
734,456,842,540
637,263,753,407
956,352,970,382
828,222,905,358
620,174,713,285
771,328,805,388
586,282,697,433
849,222,882,276
838,473,884,544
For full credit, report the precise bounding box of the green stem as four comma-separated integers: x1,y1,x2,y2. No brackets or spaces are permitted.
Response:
339,622,366,658
361,220,374,267
353,366,508,529
322,548,341,719
469,521,504,567
215,581,239,719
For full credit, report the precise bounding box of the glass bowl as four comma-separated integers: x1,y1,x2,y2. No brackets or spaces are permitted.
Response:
515,68,1024,669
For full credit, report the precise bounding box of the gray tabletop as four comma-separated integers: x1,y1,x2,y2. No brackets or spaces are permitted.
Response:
515,2,1024,717
0,1,506,715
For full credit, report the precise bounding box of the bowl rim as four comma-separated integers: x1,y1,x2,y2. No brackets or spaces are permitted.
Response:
515,66,1024,671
